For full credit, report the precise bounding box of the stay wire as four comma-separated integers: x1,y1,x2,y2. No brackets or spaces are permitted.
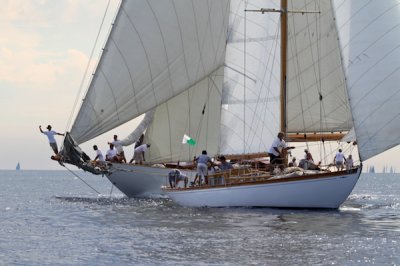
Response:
65,0,114,133
63,165,102,195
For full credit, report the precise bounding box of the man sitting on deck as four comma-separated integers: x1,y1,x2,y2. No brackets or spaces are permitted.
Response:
106,143,121,163
218,156,233,171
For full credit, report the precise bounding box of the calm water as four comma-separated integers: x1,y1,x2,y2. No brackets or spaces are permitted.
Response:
0,170,399,265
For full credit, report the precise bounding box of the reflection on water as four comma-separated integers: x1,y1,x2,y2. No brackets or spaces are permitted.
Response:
0,171,399,265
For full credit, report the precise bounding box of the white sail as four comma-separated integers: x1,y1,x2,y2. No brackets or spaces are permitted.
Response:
120,109,155,146
334,0,400,160
145,67,223,163
286,0,352,134
220,0,281,155
70,0,230,144
341,127,356,143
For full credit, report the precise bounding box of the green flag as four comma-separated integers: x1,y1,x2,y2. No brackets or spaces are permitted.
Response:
182,134,196,146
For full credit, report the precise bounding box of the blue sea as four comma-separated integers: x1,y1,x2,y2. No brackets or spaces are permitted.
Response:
1,170,399,265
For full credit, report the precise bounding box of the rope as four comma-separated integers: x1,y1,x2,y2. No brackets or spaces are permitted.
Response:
244,5,247,154
109,183,114,197
63,165,102,195
64,0,114,133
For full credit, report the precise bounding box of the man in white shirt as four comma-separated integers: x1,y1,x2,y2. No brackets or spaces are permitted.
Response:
93,145,105,166
39,125,64,154
109,135,126,163
130,143,151,164
106,143,119,162
267,132,295,173
334,149,346,171
345,154,354,170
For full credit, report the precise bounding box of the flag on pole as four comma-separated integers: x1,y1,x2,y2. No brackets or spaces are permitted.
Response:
182,134,196,146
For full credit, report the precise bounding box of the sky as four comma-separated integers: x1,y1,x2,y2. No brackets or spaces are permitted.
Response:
0,0,399,171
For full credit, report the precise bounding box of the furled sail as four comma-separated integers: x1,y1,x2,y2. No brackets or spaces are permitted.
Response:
70,0,230,144
333,0,400,160
286,0,353,134
219,0,281,155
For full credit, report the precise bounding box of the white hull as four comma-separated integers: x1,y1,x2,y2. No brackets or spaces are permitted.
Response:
166,168,362,208
106,164,168,197
105,164,193,198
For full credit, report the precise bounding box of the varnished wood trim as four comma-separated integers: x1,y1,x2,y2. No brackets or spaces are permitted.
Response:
164,167,360,191
286,133,347,142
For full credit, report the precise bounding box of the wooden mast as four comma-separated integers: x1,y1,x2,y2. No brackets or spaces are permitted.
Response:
280,0,289,165
280,0,288,134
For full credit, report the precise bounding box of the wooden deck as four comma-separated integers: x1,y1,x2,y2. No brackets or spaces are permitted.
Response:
164,167,360,191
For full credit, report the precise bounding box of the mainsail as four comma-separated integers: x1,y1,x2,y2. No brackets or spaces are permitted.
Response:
70,0,230,144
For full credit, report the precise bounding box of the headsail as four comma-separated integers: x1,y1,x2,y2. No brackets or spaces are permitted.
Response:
286,0,352,134
145,67,224,163
220,0,281,155
334,0,400,160
70,0,230,144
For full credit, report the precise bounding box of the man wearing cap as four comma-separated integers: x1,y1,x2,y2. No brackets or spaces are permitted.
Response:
39,125,64,154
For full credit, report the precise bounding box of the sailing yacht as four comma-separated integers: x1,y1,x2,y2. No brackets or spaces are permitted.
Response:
165,0,400,208
58,0,400,206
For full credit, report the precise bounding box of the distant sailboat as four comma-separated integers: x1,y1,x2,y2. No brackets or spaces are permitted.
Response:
16,162,20,171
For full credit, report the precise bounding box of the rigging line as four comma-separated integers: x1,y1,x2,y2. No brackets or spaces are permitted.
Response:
240,2,279,152
165,102,174,162
65,0,114,133
247,13,281,152
206,77,210,150
244,2,247,154
261,20,281,127
180,1,230,160
63,165,101,195
178,1,228,159
288,9,309,147
315,1,324,160
109,183,114,198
